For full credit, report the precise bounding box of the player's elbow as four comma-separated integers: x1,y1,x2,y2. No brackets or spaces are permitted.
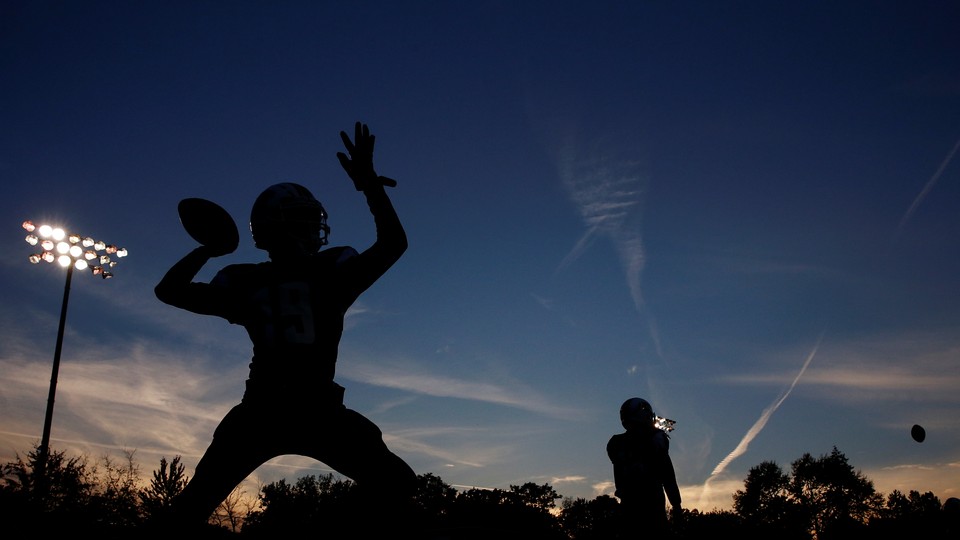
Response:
386,229,408,257
154,284,169,304
154,282,178,306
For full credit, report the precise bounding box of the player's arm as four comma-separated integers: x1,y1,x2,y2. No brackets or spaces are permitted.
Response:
336,122,408,289
663,453,682,511
155,245,229,316
654,432,682,511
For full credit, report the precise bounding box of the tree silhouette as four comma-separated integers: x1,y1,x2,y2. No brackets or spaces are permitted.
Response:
1,446,195,537
734,460,806,537
423,483,565,539
508,481,561,511
140,455,188,519
1,444,95,535
414,472,458,521
90,450,143,528
558,494,619,540
671,508,743,539
870,489,945,539
211,484,257,533
240,473,358,536
1,443,955,538
789,446,884,539
884,489,942,520
735,460,791,521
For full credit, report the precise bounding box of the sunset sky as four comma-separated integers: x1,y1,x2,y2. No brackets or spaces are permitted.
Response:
2,1,959,511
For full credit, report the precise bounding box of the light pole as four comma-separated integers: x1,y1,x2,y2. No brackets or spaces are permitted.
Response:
21,220,128,476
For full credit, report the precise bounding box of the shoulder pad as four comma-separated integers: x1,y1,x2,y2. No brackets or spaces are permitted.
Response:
652,430,670,451
317,246,359,267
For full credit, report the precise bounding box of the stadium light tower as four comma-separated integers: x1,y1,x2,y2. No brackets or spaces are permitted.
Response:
21,220,128,473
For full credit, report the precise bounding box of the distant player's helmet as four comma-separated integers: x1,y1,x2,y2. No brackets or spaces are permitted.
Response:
250,182,330,254
944,497,960,515
620,397,655,431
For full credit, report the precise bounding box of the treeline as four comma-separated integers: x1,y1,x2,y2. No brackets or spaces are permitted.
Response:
1,443,957,539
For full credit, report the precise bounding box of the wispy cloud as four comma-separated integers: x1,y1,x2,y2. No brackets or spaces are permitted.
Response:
724,332,960,402
386,426,505,468
0,283,586,497
755,367,960,395
549,475,586,486
868,461,960,501
338,356,584,420
556,147,647,309
555,139,662,354
0,335,544,495
683,477,744,512
592,480,615,497
0,338,244,460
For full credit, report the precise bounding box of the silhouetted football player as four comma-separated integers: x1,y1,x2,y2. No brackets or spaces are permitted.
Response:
607,397,682,537
155,123,415,531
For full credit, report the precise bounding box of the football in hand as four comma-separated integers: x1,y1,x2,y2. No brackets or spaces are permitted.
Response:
177,198,240,256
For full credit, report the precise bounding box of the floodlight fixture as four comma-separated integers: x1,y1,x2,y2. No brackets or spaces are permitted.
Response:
20,219,129,477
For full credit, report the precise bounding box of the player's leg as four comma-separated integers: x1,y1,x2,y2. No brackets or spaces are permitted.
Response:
321,408,415,494
304,407,417,534
166,403,275,529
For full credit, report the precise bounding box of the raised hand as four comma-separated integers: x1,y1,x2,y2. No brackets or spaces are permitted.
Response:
337,121,397,191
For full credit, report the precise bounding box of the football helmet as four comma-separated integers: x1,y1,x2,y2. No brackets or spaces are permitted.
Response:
620,397,655,431
249,182,330,254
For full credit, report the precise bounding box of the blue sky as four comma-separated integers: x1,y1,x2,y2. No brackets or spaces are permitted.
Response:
2,1,959,511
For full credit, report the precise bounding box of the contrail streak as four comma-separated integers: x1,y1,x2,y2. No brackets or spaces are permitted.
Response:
895,138,960,241
555,226,597,274
697,334,823,509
